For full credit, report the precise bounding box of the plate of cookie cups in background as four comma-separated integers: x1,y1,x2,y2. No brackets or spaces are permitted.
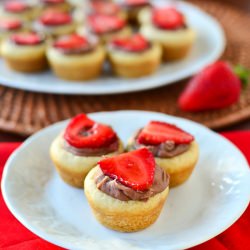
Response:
0,1,225,95
2,110,250,250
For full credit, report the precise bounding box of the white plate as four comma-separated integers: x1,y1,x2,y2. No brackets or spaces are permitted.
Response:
0,1,225,95
2,111,250,250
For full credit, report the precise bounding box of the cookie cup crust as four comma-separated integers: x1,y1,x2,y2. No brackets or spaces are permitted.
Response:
46,44,105,80
84,166,169,232
108,42,162,78
1,40,47,72
127,140,199,187
140,24,195,61
50,134,124,188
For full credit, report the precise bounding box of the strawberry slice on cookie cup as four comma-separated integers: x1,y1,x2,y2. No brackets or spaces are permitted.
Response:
34,10,76,38
127,121,199,187
139,6,196,61
1,32,47,73
84,148,169,232
46,33,105,81
0,1,37,21
50,114,123,188
107,33,162,78
78,14,131,43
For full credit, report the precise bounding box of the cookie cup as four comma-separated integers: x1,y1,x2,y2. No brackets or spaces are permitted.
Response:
77,26,132,44
46,44,105,80
0,27,29,56
50,134,124,188
34,21,76,39
127,140,199,187
0,6,37,21
108,42,162,78
84,166,169,232
1,39,47,72
140,25,195,61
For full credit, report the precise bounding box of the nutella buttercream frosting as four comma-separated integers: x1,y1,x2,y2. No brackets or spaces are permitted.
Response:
130,130,190,158
95,165,169,201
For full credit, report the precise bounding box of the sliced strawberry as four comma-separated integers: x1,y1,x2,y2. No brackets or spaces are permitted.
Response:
40,11,71,26
5,1,28,13
0,19,22,30
152,7,185,30
110,34,149,52
99,148,155,191
11,33,43,45
88,14,125,34
42,0,65,4
54,34,88,50
178,61,242,111
138,121,194,145
64,114,118,149
91,1,120,16
124,0,149,7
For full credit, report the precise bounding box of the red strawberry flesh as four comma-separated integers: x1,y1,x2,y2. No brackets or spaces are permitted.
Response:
91,2,120,16
124,0,149,7
0,19,22,30
178,61,241,111
5,1,28,13
152,7,185,30
54,34,88,50
40,11,71,26
11,33,43,45
138,121,194,145
99,148,155,191
88,14,125,34
111,34,149,52
64,114,118,149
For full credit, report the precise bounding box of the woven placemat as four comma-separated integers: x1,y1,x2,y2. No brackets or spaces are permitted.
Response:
0,0,250,136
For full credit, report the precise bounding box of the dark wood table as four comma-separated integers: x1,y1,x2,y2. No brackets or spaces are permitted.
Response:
0,0,249,142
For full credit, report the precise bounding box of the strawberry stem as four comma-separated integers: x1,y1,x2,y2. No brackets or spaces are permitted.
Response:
233,65,250,88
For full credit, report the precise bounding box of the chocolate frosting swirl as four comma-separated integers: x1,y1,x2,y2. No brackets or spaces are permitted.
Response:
63,139,119,157
95,165,169,201
130,130,190,158
55,43,97,55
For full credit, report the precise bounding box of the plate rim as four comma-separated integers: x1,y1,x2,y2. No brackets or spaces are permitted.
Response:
1,110,250,249
0,1,226,95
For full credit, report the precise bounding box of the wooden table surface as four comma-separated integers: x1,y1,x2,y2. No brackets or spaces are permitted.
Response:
0,0,249,142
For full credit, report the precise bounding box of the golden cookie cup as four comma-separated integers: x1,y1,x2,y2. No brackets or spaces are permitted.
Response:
0,28,29,56
84,166,169,232
46,44,106,81
108,42,162,78
1,40,47,72
50,134,124,188
140,24,196,61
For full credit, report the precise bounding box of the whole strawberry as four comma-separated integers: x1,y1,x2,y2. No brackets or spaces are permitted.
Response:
178,61,249,112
